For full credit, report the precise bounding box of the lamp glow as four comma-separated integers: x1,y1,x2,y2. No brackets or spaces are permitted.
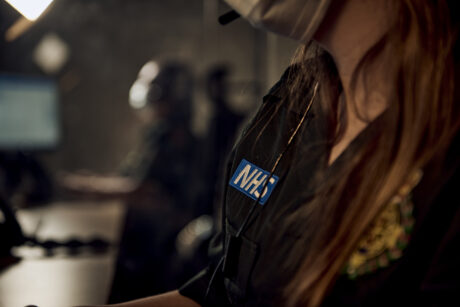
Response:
4,0,54,21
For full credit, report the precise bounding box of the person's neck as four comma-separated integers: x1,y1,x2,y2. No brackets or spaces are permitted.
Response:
313,0,393,165
315,0,392,116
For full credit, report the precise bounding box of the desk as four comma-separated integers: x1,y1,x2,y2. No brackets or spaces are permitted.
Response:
0,200,125,307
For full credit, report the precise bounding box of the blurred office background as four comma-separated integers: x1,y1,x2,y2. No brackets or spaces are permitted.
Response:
0,1,298,306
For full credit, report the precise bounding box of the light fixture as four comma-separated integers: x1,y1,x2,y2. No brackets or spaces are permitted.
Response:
33,33,70,75
4,0,55,21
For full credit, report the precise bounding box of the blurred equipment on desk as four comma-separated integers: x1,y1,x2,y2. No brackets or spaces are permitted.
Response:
0,200,124,307
0,75,59,263
0,74,59,206
0,73,112,267
0,195,25,262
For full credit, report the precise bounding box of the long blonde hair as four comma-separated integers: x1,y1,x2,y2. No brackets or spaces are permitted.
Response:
273,1,460,306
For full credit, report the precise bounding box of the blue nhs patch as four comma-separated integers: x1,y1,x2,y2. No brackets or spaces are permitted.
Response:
229,159,279,205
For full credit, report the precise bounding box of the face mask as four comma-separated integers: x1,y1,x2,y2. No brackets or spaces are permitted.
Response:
223,0,332,42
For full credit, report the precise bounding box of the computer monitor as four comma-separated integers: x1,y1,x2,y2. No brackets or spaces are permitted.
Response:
0,74,60,150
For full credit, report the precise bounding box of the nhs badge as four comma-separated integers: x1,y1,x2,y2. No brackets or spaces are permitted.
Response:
229,159,279,205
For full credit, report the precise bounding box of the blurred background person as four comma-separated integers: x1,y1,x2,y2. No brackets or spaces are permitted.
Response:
68,60,202,302
61,60,197,206
188,65,246,218
170,64,248,301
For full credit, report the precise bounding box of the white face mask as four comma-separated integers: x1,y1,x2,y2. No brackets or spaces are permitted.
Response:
224,0,332,42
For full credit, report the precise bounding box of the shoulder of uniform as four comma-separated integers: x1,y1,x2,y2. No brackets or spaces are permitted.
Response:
262,64,298,104
262,55,320,105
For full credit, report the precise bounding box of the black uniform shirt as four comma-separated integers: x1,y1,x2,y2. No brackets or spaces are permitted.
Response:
179,67,460,306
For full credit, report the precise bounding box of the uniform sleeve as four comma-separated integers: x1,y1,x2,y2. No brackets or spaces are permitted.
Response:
179,150,234,306
178,232,230,306
178,266,213,303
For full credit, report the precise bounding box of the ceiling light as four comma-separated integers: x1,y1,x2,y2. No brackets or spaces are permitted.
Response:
4,0,54,21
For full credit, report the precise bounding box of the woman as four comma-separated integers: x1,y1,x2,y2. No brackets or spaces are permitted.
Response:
92,0,459,306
